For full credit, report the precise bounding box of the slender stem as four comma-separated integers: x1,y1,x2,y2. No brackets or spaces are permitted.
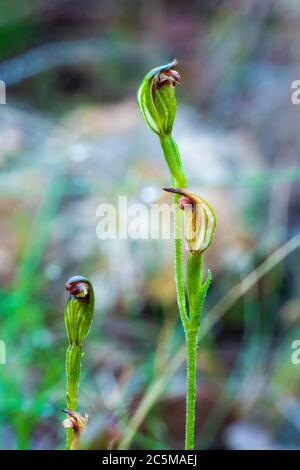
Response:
65,344,82,450
159,131,202,450
174,207,189,332
66,428,73,450
185,328,198,450
160,133,189,332
159,134,186,188
185,253,203,449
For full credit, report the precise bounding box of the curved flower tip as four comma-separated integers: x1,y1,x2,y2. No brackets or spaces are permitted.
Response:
164,188,216,253
137,60,180,136
64,275,95,345
66,275,91,301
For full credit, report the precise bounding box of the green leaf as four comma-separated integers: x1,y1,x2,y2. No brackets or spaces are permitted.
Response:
190,270,212,329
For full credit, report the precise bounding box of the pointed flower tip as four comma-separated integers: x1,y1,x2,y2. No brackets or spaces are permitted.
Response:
65,275,92,301
146,59,179,79
163,187,185,195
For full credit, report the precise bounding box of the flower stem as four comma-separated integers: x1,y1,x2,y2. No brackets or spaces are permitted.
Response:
65,345,82,449
174,208,189,332
159,134,186,188
185,328,198,450
159,132,200,449
160,134,189,331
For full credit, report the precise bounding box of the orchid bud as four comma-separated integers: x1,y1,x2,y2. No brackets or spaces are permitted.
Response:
64,276,95,346
137,60,180,136
164,188,216,252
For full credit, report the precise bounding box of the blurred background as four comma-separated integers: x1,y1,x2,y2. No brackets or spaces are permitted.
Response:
1,0,300,450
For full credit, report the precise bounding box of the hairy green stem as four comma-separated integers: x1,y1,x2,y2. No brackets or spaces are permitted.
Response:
159,132,201,449
160,134,189,330
185,329,198,450
159,132,188,331
185,252,203,449
174,209,189,332
159,134,186,188
66,345,82,410
65,345,82,449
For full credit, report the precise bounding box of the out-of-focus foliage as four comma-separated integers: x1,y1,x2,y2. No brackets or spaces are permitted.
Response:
0,0,300,449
